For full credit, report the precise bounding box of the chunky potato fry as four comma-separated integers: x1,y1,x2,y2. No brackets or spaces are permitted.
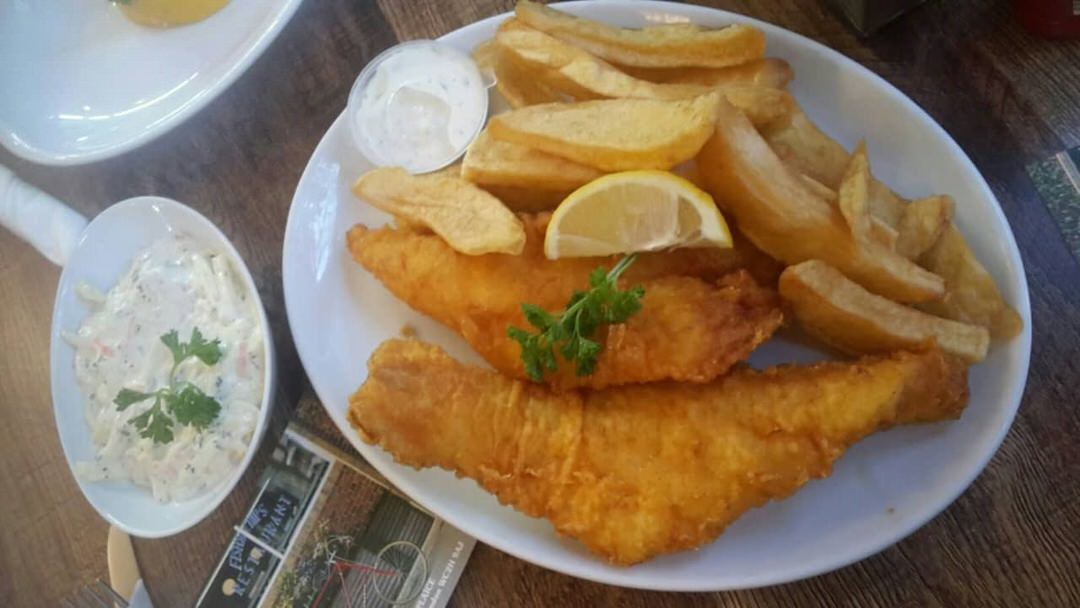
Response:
472,38,499,72
837,142,872,241
492,43,563,109
697,98,943,303
762,103,1021,335
496,20,710,101
719,86,794,129
763,106,849,184
463,129,602,190
917,226,1023,339
516,0,765,68
780,260,989,362
489,93,720,171
479,183,575,213
495,21,791,126
896,195,954,259
801,172,899,249
620,58,795,89
764,105,926,230
765,107,906,225
799,173,837,201
353,167,525,255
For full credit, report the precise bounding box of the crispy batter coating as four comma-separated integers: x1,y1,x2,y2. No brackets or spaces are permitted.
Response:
349,339,970,565
346,216,782,390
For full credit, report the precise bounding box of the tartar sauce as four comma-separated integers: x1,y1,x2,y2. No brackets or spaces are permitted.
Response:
349,40,488,174
64,234,264,503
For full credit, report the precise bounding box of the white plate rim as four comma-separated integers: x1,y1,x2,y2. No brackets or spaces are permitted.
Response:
49,196,277,538
0,0,305,166
282,1,1032,591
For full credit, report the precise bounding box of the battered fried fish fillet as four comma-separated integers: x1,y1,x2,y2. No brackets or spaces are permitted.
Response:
349,339,969,565
346,216,783,390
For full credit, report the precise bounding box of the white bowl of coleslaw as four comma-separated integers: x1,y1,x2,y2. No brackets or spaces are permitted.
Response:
50,196,275,538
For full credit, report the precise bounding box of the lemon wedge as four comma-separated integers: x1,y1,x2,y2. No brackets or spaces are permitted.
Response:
544,170,732,259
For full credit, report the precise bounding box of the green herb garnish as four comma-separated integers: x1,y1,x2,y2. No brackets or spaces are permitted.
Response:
508,254,645,381
113,327,224,444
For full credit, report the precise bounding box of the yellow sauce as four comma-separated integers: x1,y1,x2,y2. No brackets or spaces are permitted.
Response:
118,0,230,28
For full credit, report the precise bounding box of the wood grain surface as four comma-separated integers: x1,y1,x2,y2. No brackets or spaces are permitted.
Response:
2,0,1080,606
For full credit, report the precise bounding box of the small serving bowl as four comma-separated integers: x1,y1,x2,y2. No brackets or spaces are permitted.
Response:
49,196,276,538
346,39,490,174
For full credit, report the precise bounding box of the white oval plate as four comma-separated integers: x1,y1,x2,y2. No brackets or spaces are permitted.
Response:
282,1,1031,590
0,0,303,166
50,197,276,537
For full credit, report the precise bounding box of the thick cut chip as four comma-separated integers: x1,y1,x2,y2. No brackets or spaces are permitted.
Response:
764,107,909,227
697,98,944,303
837,142,872,240
620,58,795,89
488,93,720,171
895,195,954,259
762,104,1022,337
516,0,765,68
479,184,575,213
492,42,563,108
799,173,838,201
917,226,1023,339
762,106,852,191
801,173,898,249
352,167,525,255
497,21,791,125
496,20,711,101
472,38,499,72
719,86,794,129
780,260,989,362
763,105,924,231
463,129,603,191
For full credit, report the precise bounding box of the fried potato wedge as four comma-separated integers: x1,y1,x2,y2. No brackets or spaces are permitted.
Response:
620,58,795,89
496,20,711,101
462,129,603,191
763,105,909,229
516,0,765,68
780,260,989,362
488,93,720,171
719,86,794,129
353,167,525,255
917,226,1023,339
801,172,899,250
762,104,1021,335
697,98,944,303
479,184,575,213
895,195,954,259
492,42,563,109
799,173,837,201
837,142,872,240
472,38,499,72
495,21,790,126
762,106,851,188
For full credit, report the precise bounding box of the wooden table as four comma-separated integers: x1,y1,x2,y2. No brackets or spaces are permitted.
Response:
3,1,1080,605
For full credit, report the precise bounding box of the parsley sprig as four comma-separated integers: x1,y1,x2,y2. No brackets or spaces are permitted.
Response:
113,327,224,444
508,254,645,381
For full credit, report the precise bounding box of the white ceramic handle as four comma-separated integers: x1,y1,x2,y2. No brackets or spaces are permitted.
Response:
0,164,87,266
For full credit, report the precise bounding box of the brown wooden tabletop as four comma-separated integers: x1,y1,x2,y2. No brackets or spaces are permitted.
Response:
3,1,1080,606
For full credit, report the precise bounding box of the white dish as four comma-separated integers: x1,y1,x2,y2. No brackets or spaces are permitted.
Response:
0,0,303,166
51,196,276,538
282,1,1032,591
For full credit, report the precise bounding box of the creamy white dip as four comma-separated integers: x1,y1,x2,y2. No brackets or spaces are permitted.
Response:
65,234,264,503
349,41,488,173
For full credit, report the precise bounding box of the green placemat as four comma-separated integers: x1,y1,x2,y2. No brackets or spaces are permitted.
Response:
1027,147,1080,265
